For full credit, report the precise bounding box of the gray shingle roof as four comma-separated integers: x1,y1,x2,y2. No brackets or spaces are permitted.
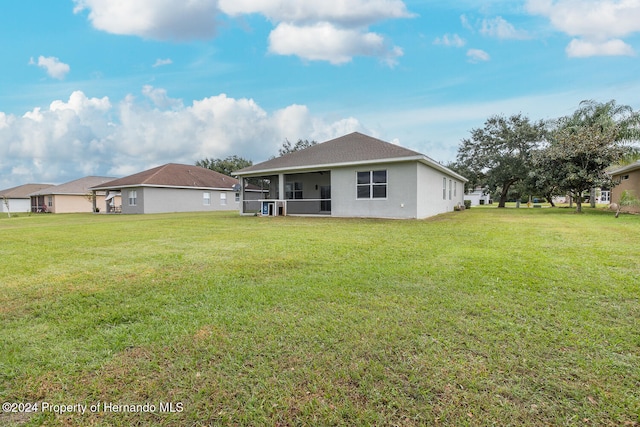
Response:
91,163,239,190
234,132,466,182
0,183,53,198
235,132,424,175
29,177,117,196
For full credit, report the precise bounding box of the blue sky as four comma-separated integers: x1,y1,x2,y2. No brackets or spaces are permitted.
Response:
1,0,640,189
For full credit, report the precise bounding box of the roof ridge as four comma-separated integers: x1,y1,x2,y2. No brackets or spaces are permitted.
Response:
143,164,171,184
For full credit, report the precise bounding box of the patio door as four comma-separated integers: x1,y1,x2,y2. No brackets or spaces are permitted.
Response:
320,186,331,212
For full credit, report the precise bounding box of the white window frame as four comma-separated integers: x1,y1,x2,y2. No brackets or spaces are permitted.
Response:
235,192,240,202
443,178,447,200
220,193,227,205
285,182,303,199
357,170,387,199
128,190,137,206
203,192,211,206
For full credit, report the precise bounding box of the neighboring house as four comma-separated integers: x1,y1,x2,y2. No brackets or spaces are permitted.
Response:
28,177,116,213
0,184,53,214
464,187,492,206
609,160,640,213
233,132,467,219
91,163,247,214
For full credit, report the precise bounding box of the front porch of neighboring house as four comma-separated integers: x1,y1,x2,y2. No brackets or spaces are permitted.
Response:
92,190,122,213
30,195,51,213
240,171,331,216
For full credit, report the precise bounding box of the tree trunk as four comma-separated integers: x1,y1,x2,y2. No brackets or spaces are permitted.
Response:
545,195,555,207
590,188,596,208
497,180,516,208
575,199,583,213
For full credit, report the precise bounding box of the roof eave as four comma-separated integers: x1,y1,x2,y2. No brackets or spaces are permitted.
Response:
234,155,468,182
90,183,238,191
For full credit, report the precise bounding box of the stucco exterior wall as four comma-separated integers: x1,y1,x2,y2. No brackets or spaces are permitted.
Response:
1,199,31,213
416,163,464,218
121,187,240,214
612,168,640,213
51,194,106,213
331,162,419,219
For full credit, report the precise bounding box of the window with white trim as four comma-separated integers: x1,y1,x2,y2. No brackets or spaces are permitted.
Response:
285,182,303,199
442,178,447,200
203,192,211,206
47,196,53,207
128,190,137,206
357,170,387,199
449,179,452,200
235,192,240,202
220,193,227,205
454,181,457,197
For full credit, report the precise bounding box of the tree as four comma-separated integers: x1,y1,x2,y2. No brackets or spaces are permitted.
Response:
456,114,545,207
538,100,639,213
2,195,10,218
277,139,317,157
196,155,253,176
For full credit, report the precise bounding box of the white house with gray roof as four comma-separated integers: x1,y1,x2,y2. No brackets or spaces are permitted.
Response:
233,132,467,219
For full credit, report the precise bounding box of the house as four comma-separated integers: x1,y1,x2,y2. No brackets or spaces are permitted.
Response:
464,187,492,206
0,184,53,214
233,132,467,219
90,163,249,214
28,177,116,213
609,160,640,213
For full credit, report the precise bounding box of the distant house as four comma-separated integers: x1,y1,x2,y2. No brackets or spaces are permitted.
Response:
28,177,116,213
91,163,248,214
233,132,467,219
464,187,492,206
0,184,52,214
609,161,640,213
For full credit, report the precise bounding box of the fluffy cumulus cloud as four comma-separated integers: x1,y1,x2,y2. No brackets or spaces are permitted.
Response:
269,22,403,65
527,0,640,56
73,0,412,65
0,88,364,188
30,56,70,80
222,0,412,65
72,0,219,40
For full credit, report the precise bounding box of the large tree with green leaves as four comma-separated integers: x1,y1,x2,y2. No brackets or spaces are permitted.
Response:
277,139,317,157
195,155,253,176
456,114,545,207
536,100,639,213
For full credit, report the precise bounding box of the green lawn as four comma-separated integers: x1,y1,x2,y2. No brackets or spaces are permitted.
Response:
1,208,638,426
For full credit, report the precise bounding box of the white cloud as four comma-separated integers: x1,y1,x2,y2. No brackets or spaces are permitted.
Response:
141,85,183,109
71,0,411,65
153,58,173,67
0,88,364,188
31,56,70,80
467,49,491,62
269,22,403,66
480,16,529,39
72,0,219,40
566,38,635,57
433,33,466,47
220,0,412,65
218,0,413,26
526,0,640,56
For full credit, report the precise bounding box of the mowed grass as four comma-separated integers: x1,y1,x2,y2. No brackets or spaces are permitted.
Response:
0,208,638,426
